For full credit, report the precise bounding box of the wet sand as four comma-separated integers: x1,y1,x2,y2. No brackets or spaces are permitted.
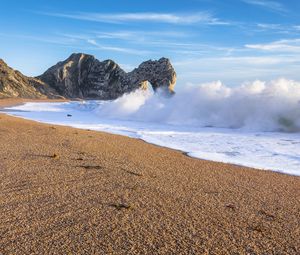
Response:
0,98,68,108
0,99,299,254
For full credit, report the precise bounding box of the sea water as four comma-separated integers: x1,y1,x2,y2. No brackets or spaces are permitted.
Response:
3,79,300,176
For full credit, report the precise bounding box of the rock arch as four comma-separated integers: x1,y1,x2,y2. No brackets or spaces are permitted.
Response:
127,58,177,94
38,53,177,99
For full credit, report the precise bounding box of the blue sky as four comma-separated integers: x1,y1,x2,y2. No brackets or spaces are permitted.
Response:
1,0,300,86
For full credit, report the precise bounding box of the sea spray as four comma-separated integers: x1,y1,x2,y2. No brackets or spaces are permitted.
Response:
95,78,300,132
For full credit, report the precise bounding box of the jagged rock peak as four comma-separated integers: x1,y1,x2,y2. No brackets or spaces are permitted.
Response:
38,53,177,99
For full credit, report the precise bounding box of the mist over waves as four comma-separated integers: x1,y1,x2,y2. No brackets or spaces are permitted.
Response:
95,78,300,133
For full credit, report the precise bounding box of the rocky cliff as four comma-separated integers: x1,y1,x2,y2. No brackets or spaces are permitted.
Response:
0,53,176,99
0,59,62,99
38,53,176,99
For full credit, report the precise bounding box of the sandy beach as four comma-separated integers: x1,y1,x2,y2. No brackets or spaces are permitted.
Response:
0,99,299,254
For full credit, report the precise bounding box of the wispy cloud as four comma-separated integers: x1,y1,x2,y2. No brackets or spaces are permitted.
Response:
37,11,229,25
174,54,300,85
0,33,75,46
93,31,187,41
86,39,151,55
59,31,239,56
0,32,152,56
294,26,300,31
245,39,300,52
256,23,283,30
61,33,152,55
242,0,287,13
254,23,294,35
174,55,299,67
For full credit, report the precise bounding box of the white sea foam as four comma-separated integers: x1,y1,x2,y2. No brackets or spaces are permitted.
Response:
9,102,65,112
3,78,300,176
95,78,300,132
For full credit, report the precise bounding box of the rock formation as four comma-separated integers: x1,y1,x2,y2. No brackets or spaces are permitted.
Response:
126,58,176,95
0,53,176,99
0,59,62,99
38,53,176,99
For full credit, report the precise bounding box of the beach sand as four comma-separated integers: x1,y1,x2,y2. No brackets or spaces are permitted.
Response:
0,99,299,254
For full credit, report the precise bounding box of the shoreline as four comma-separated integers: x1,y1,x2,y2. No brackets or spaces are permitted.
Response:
0,98,298,177
0,98,299,253
0,97,69,109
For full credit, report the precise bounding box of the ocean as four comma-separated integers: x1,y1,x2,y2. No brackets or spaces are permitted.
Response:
3,79,300,176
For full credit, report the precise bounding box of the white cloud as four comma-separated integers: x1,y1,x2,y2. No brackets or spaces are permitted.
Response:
257,23,283,30
173,54,300,85
87,39,97,46
85,38,151,55
94,31,187,41
294,26,300,31
245,39,300,52
57,33,151,55
252,23,300,35
174,55,299,67
60,32,241,56
39,11,229,25
242,0,287,13
0,33,76,46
